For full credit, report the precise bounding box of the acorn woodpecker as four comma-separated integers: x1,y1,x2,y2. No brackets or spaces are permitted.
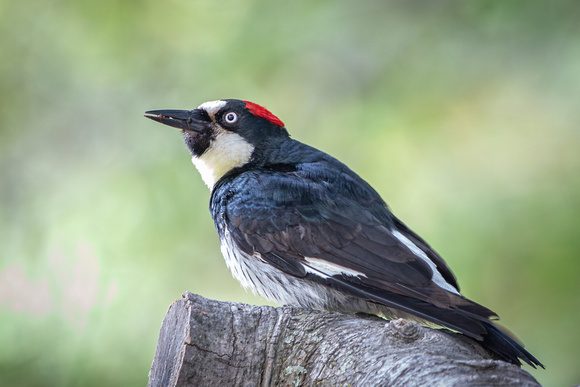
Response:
145,99,543,369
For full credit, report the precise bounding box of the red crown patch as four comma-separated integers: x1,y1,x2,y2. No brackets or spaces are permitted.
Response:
244,101,285,128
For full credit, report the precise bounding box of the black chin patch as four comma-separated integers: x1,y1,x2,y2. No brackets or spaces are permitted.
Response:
183,129,213,157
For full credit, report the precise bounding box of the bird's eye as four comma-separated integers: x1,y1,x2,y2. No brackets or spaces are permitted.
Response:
224,112,238,124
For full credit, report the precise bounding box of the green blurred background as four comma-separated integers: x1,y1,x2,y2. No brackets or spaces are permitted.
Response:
1,1,579,385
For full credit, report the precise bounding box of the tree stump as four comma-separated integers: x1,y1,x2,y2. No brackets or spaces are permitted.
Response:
148,292,540,386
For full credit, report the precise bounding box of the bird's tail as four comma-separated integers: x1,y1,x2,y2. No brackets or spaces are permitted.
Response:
326,275,544,368
481,322,544,369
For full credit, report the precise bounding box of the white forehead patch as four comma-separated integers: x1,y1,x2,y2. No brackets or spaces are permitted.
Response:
197,100,227,117
191,129,254,189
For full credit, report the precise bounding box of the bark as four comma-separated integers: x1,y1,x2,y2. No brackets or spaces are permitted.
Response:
148,292,540,387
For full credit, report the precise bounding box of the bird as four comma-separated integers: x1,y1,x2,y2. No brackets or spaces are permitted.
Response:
145,98,543,369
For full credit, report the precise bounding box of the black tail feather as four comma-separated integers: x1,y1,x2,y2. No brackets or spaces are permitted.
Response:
325,276,544,369
482,322,544,369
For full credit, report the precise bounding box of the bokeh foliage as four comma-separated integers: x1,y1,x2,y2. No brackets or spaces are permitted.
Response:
1,1,579,385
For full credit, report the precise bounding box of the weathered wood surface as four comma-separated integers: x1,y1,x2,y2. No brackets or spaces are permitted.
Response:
148,292,540,387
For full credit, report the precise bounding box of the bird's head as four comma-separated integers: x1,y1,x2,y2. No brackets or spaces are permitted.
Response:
145,99,288,189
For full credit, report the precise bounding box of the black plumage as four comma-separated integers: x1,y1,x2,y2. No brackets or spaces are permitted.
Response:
145,99,543,369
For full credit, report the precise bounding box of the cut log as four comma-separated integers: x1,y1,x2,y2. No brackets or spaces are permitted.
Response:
148,292,540,386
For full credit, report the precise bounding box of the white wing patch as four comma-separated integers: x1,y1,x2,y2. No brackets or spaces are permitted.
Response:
191,128,254,189
391,230,460,295
198,100,226,118
303,257,367,279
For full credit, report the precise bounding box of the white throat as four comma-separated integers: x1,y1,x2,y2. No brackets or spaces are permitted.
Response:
191,129,254,189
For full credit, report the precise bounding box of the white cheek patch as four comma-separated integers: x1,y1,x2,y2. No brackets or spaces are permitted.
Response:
303,257,367,279
391,230,461,295
197,100,226,118
191,129,254,189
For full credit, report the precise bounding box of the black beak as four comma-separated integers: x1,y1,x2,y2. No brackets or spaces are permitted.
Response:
144,109,209,134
